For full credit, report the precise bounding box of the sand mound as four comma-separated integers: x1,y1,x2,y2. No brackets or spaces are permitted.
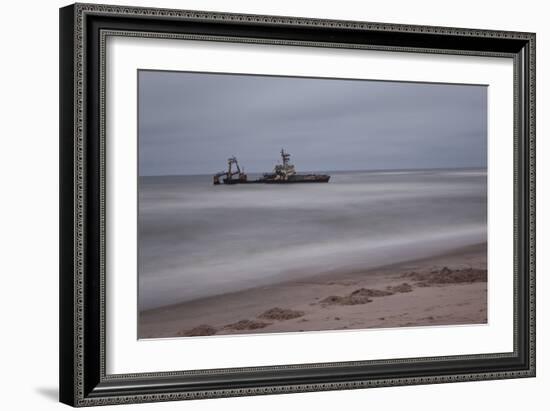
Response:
258,307,304,321
320,295,358,305
223,319,271,330
403,267,487,286
352,288,394,297
179,324,217,337
321,287,395,306
386,283,413,293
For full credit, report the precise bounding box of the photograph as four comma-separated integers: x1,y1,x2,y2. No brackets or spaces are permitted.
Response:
137,70,488,339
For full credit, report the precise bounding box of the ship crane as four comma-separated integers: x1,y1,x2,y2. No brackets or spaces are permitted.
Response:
213,156,247,185
227,156,241,177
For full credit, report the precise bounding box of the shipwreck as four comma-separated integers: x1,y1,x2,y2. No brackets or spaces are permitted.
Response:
213,149,330,185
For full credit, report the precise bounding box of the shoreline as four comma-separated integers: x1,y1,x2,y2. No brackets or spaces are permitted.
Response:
139,242,487,339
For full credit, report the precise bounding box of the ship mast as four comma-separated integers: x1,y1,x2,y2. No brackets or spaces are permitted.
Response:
281,149,290,167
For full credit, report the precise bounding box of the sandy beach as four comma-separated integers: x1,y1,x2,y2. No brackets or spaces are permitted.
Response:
139,242,487,338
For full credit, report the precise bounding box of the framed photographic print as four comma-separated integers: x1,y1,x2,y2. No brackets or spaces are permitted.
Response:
59,3,536,407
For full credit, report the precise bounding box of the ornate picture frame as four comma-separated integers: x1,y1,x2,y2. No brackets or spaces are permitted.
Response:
59,3,535,406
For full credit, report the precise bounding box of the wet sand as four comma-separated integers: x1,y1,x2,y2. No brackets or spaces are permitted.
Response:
139,243,487,339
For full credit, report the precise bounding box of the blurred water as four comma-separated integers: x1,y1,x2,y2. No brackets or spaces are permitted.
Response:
138,169,487,310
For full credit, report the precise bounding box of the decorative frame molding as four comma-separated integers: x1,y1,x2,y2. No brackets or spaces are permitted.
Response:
60,3,535,407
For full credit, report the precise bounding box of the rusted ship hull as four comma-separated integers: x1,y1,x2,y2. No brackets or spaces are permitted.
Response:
222,177,329,184
261,175,330,183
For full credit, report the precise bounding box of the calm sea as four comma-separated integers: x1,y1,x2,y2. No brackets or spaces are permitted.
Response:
138,169,487,310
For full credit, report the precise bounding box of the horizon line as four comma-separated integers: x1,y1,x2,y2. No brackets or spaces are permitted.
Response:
139,165,488,178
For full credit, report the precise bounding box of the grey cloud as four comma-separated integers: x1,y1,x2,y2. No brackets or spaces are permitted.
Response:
138,70,487,175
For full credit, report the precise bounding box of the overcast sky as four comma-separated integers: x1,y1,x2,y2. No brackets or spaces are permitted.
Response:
138,70,487,176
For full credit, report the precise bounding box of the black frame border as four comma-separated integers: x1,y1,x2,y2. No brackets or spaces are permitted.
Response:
60,3,535,407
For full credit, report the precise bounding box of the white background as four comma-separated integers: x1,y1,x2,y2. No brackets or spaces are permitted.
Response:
0,0,546,410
